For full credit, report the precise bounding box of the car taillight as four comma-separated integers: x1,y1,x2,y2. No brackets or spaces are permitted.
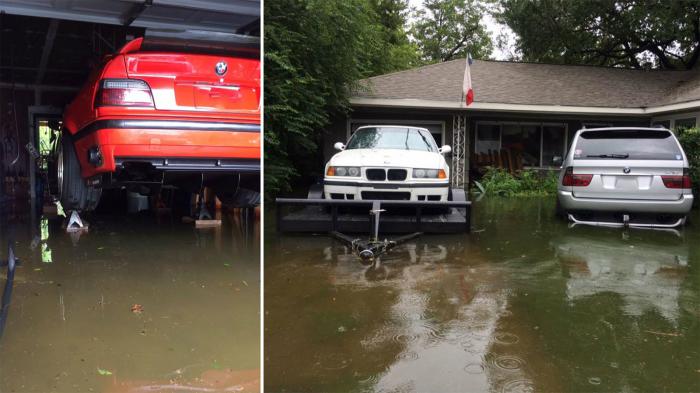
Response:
95,79,154,107
662,169,692,189
562,167,593,187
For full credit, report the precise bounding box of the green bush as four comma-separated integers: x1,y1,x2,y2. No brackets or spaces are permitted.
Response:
475,168,558,197
678,127,700,197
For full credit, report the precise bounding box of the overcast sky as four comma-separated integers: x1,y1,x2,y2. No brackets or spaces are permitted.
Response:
407,0,517,60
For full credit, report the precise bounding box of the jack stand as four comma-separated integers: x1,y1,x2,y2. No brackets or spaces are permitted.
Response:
65,210,88,233
331,201,421,264
194,189,221,228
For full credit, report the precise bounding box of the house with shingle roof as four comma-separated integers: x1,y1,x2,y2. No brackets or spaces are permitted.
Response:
321,58,700,189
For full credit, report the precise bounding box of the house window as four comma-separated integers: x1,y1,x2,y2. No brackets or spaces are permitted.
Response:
475,124,500,154
652,120,671,129
502,124,539,166
349,120,444,146
542,125,566,166
582,122,613,128
475,122,567,167
675,118,696,132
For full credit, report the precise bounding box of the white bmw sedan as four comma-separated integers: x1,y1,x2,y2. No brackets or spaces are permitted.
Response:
324,125,452,201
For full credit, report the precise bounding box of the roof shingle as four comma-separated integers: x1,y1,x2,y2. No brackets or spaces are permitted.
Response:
354,59,700,108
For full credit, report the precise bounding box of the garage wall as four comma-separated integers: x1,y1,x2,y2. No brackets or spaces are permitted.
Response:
0,88,75,178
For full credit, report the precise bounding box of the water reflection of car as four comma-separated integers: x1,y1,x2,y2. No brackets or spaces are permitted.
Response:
552,231,688,323
324,126,451,201
556,127,693,227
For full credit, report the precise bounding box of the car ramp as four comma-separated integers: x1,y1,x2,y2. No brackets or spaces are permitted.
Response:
275,185,471,262
276,185,471,234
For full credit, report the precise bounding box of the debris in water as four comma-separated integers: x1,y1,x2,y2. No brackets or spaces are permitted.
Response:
97,368,113,376
223,263,231,267
242,280,248,287
337,326,346,333
54,201,66,217
644,330,682,337
131,304,144,314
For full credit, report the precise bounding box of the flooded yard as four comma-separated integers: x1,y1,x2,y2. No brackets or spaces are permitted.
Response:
0,208,260,392
265,197,700,392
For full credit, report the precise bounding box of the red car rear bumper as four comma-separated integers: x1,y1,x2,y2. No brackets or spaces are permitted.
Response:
70,119,260,179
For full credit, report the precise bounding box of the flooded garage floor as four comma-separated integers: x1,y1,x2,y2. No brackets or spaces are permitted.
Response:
0,207,260,392
265,198,700,392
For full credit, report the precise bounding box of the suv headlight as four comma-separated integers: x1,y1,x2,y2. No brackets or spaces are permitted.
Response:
413,168,447,179
327,166,361,177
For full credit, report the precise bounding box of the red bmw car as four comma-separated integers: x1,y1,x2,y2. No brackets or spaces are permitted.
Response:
57,32,260,211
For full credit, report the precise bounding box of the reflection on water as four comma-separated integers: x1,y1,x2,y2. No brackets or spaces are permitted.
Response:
0,208,260,392
265,198,700,392
555,232,688,323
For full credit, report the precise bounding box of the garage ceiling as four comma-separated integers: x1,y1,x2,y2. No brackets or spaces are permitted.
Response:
0,0,259,34
0,0,259,93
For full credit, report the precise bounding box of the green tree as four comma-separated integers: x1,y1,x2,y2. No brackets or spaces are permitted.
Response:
411,0,493,63
371,0,422,72
265,0,418,196
498,0,700,69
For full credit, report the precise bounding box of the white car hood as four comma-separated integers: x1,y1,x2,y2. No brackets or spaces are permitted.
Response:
329,149,445,168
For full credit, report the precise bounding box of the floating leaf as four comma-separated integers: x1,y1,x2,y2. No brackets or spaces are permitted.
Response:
97,368,113,376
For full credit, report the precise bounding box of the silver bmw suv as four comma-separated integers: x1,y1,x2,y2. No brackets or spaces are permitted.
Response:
557,127,694,228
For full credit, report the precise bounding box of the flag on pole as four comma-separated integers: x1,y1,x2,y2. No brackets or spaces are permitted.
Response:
463,54,473,106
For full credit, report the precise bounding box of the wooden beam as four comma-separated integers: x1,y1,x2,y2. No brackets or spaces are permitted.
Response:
35,19,59,86
34,19,59,105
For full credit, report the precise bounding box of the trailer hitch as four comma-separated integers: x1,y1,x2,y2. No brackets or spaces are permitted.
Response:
331,201,421,264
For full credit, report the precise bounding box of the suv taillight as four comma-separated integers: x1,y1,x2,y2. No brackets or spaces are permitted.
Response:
662,168,692,189
562,167,593,187
95,79,154,107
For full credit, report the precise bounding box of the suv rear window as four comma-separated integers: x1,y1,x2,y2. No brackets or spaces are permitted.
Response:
574,129,683,160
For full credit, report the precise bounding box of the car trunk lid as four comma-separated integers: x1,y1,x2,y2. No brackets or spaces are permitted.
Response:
571,129,686,200
121,33,260,115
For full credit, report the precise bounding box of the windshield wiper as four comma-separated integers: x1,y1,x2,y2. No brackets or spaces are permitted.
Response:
586,153,629,159
418,132,433,151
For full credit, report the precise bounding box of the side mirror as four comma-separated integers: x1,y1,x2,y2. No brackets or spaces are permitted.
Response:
552,156,563,166
334,142,345,151
439,145,451,154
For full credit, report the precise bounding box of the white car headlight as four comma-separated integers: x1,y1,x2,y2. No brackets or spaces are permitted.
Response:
413,168,446,179
326,166,361,177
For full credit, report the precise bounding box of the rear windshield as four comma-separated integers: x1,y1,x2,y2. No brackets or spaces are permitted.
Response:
573,130,683,160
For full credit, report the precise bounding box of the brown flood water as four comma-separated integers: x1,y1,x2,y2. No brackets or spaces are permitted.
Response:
0,207,260,392
265,197,700,392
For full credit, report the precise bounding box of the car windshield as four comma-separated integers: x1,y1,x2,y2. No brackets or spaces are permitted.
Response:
346,127,437,152
574,129,683,160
